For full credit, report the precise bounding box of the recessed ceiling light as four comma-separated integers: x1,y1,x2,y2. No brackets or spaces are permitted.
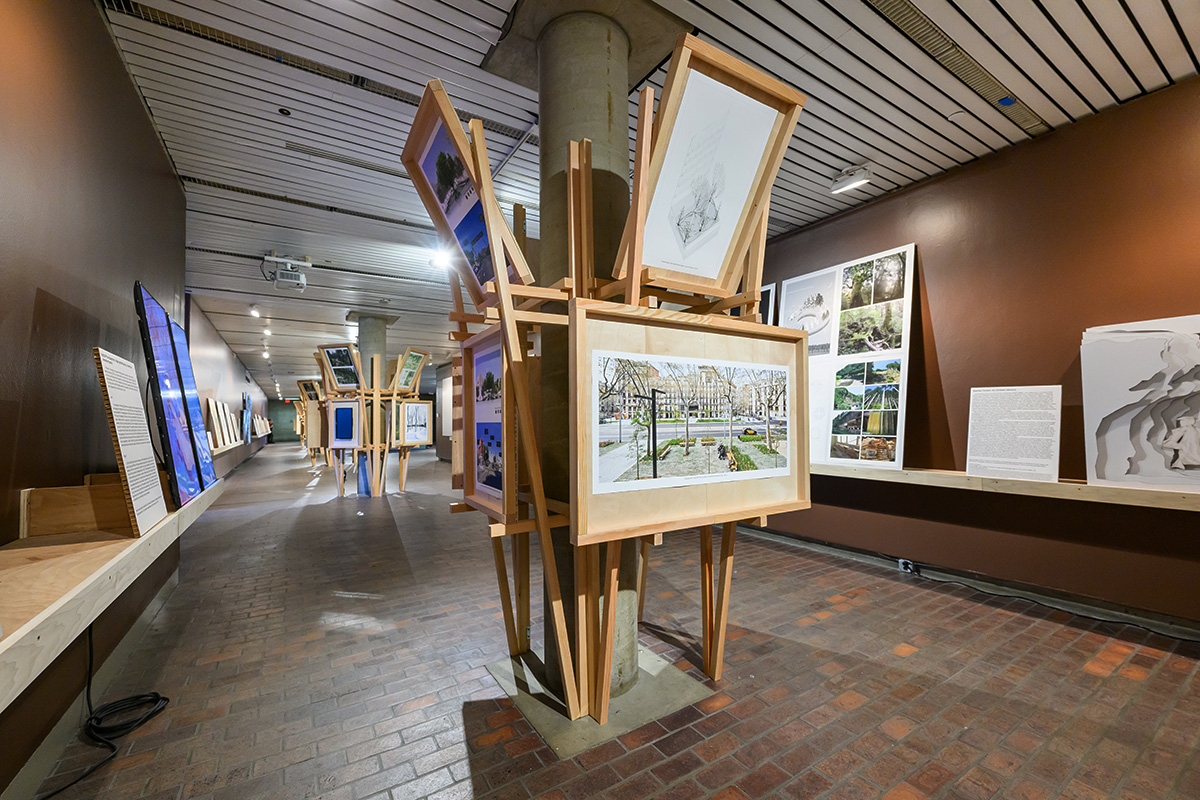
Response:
262,350,270,359
250,305,261,317
263,328,272,336
279,107,292,116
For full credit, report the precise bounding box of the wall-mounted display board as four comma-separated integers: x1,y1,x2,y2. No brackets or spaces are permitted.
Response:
1082,313,1200,493
570,300,809,545
134,282,202,507
92,348,170,535
169,320,218,489
328,399,361,449
778,244,915,469
612,36,806,298
400,80,533,311
462,328,517,522
966,386,1062,483
393,348,428,394
319,343,362,391
395,400,433,447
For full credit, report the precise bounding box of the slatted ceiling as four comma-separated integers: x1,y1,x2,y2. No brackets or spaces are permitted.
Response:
99,1,1197,394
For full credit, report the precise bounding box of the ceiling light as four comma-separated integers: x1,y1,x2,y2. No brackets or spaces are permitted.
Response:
263,328,272,336
262,350,270,359
830,164,872,195
250,305,261,317
431,248,451,269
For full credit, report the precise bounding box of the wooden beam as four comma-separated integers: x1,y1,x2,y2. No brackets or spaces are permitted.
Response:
710,522,738,681
492,538,520,655
593,539,622,724
623,87,654,306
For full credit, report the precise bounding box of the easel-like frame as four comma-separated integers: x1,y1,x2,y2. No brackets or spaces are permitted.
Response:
319,342,363,392
392,347,429,394
393,399,434,448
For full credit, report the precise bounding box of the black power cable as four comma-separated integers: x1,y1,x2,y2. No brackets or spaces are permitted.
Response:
37,626,169,800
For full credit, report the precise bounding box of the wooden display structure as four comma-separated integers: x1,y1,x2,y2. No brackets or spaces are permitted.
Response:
406,33,808,724
314,343,430,496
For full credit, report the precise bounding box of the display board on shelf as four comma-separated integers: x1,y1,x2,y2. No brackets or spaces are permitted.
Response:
778,244,915,469
168,320,218,489
1082,313,1200,493
400,80,533,311
92,347,170,535
966,386,1062,483
134,282,202,507
570,300,809,545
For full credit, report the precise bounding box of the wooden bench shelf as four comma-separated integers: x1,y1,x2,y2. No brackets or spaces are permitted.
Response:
811,464,1200,513
211,441,241,456
0,481,224,715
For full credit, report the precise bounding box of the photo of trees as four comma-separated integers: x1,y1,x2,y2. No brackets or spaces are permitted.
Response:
864,384,900,410
872,253,906,303
867,358,901,385
839,300,904,355
835,362,865,386
833,386,864,410
840,260,874,310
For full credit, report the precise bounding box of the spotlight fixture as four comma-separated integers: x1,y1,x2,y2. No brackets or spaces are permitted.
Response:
263,328,272,336
830,164,872,195
250,305,261,317
430,248,451,270
262,350,270,359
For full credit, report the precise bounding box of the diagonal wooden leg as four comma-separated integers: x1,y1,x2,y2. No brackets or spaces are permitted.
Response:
710,522,738,681
492,537,520,656
700,526,715,674
574,544,591,718
514,532,530,653
593,540,623,724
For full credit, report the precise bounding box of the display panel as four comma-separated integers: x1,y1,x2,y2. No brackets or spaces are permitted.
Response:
397,400,433,446
328,399,360,448
135,283,202,507
1082,314,1200,493
571,300,809,545
473,344,504,499
169,320,218,489
779,244,915,470
319,343,361,391
394,348,428,394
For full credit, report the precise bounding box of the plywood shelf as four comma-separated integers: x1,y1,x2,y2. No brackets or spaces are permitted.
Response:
811,464,1200,513
0,481,224,715
211,441,240,456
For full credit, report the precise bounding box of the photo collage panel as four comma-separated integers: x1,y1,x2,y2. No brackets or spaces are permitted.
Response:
829,357,901,463
419,120,494,287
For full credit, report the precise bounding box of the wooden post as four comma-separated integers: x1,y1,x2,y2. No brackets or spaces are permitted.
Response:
700,526,715,674
492,537,520,655
623,88,654,306
593,540,622,724
637,538,650,622
514,531,530,652
710,522,737,681
469,119,581,719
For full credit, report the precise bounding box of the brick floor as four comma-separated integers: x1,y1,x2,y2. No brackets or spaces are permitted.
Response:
36,446,1200,799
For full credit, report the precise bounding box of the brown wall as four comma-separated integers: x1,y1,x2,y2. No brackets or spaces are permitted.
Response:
0,0,186,547
186,300,269,474
764,77,1200,622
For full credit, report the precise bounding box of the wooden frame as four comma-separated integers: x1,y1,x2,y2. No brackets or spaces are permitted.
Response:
393,400,433,447
461,326,517,523
611,33,806,299
327,398,361,449
298,379,320,401
569,299,810,545
400,80,534,311
319,343,362,392
392,347,429,394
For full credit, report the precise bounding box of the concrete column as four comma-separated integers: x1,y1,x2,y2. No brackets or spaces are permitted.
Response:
357,315,388,388
537,12,640,698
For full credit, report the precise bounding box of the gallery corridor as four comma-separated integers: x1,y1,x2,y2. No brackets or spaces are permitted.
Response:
35,446,1200,800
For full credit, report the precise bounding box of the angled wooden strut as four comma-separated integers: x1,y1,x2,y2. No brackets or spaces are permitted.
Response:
469,118,582,720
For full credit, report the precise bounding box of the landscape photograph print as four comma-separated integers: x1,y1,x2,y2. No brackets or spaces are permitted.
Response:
323,346,359,388
840,260,874,310
592,350,790,493
871,252,906,303
473,346,504,498
419,120,473,226
839,300,904,355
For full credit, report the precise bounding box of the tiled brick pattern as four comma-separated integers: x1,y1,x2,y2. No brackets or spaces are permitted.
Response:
37,447,1200,799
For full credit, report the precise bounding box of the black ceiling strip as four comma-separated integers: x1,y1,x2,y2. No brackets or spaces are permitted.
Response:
1115,0,1172,85
1072,0,1145,94
1027,0,1120,105
988,0,1100,115
1162,0,1200,73
943,0,1076,123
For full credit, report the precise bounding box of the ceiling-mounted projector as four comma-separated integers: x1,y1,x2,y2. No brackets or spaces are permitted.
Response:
272,263,307,291
262,254,308,292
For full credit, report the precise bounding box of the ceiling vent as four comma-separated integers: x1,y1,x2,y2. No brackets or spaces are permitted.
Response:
863,0,1050,136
